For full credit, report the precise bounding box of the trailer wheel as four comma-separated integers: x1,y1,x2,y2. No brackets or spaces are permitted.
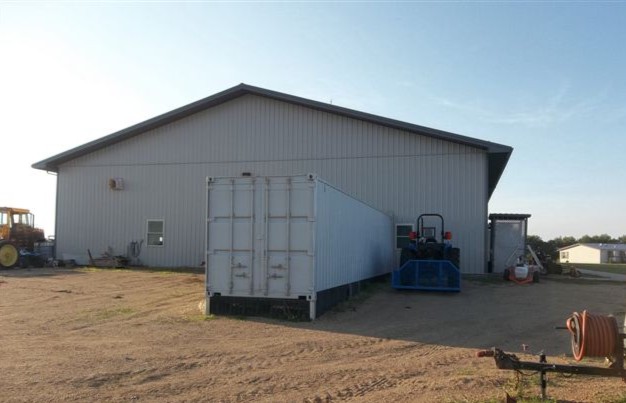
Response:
0,241,19,268
503,268,510,281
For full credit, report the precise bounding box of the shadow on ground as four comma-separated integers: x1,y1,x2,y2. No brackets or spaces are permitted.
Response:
243,276,626,356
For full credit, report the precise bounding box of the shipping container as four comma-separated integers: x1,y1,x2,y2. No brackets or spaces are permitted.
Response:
205,174,394,320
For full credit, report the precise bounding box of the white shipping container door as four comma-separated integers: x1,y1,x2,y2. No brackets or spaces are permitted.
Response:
207,176,315,298
265,177,314,297
207,179,256,295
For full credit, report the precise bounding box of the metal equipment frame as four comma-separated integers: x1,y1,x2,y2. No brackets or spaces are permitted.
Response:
478,332,626,399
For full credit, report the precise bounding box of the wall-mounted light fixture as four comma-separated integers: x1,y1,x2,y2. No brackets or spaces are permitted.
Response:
108,178,124,190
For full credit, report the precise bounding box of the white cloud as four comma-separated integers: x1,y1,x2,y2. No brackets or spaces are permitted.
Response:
433,83,608,128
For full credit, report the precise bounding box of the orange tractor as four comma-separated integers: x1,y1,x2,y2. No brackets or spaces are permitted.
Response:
0,207,46,268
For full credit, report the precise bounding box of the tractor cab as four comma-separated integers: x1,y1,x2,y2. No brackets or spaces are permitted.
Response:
1,207,40,243
0,207,46,268
1,207,35,232
401,214,459,266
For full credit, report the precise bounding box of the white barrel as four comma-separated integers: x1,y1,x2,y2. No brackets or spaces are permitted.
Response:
514,265,529,279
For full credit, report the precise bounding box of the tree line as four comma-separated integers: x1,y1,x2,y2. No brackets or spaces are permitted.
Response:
527,234,626,260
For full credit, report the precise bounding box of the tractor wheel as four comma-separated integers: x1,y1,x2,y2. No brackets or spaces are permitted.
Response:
503,268,510,281
532,271,540,283
0,241,19,268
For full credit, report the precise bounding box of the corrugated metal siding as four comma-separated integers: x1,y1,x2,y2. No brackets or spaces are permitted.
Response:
57,94,489,272
314,179,395,291
56,164,207,266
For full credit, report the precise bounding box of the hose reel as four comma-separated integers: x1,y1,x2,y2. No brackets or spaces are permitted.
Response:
566,310,620,362
478,310,626,400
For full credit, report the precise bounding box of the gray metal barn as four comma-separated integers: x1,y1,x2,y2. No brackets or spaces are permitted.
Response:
33,84,512,273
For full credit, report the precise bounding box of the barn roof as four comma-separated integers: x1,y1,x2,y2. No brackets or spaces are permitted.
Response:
32,83,512,197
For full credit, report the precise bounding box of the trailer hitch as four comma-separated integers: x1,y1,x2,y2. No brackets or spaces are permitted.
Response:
477,346,626,400
478,311,626,399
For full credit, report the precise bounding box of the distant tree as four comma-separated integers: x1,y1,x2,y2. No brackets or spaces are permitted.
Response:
618,235,626,244
578,234,615,244
551,236,577,250
527,235,558,261
578,234,593,243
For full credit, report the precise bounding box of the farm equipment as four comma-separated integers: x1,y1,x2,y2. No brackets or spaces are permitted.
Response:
478,311,626,400
503,245,544,284
392,213,461,292
0,207,47,268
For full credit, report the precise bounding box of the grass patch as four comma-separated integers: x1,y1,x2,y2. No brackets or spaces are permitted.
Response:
542,275,623,286
454,396,557,403
455,367,476,376
562,263,626,275
145,266,204,274
78,267,132,273
497,373,558,403
78,266,203,274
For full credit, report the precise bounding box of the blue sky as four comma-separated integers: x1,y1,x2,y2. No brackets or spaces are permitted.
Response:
1,2,624,240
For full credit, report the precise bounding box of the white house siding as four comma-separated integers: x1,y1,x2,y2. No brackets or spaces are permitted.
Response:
559,245,602,264
56,94,489,273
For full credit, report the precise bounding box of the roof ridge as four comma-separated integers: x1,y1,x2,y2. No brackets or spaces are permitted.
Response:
32,83,513,197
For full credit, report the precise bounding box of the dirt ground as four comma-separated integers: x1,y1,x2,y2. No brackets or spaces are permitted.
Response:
1,268,625,403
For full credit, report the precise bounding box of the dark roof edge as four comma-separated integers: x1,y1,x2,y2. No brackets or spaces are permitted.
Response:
488,148,512,200
247,84,513,154
32,83,513,173
489,213,532,220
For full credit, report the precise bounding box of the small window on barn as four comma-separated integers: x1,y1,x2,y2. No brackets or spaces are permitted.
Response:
561,251,569,260
396,224,414,249
147,219,165,247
